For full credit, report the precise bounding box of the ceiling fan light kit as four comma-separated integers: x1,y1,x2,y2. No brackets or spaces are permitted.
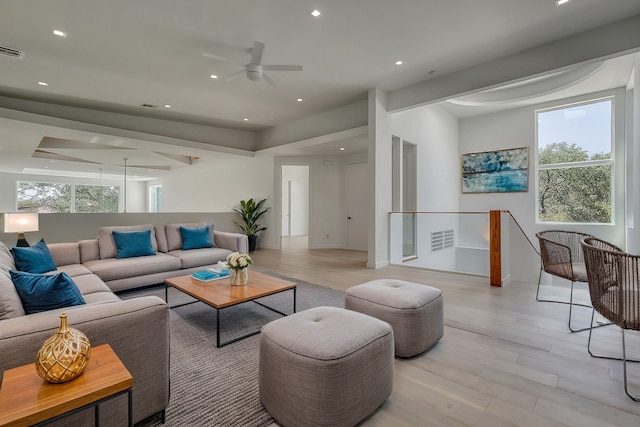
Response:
246,64,263,81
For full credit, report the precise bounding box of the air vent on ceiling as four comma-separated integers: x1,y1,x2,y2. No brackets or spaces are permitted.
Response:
141,103,158,108
0,45,24,58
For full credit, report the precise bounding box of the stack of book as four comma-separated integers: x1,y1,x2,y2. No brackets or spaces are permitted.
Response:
191,269,229,282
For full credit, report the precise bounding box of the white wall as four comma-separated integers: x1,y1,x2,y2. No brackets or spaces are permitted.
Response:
389,104,461,271
628,55,640,253
390,104,460,211
146,153,276,248
459,88,627,282
459,88,627,249
0,171,146,213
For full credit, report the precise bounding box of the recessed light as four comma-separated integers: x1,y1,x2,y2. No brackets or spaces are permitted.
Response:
340,147,345,151
556,0,570,5
243,118,249,121
311,9,321,17
38,81,48,86
210,74,218,79
164,104,171,108
297,98,303,102
52,29,67,37
395,60,403,66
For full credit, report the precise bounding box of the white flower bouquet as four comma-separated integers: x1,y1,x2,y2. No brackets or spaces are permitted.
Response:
226,252,253,271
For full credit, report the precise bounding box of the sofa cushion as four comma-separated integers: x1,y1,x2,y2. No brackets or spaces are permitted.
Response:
0,242,25,319
83,253,181,282
99,224,158,259
53,264,94,277
72,273,115,296
10,270,86,314
180,226,212,250
168,247,232,269
112,229,156,259
166,222,215,251
11,240,57,274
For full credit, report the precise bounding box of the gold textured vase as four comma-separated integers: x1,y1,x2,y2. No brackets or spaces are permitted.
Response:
35,313,91,383
230,268,248,286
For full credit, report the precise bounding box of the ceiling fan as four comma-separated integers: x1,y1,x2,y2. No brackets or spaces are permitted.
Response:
203,41,303,87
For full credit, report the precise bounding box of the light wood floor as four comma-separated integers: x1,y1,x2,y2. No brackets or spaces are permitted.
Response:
251,247,640,427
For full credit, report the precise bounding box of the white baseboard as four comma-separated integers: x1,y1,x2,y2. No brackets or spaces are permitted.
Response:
367,260,389,269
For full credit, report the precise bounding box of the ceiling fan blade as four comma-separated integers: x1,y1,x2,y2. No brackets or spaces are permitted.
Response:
262,72,278,87
219,69,245,80
251,41,265,64
262,64,303,72
202,52,238,64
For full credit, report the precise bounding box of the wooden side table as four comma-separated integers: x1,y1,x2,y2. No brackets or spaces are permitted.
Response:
0,344,133,427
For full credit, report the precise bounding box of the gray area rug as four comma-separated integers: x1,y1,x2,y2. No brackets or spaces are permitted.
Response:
120,272,345,427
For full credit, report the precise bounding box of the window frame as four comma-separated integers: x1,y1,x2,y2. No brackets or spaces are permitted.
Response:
16,180,120,213
534,96,615,225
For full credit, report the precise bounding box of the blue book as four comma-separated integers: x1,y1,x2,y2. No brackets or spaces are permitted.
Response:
192,270,221,282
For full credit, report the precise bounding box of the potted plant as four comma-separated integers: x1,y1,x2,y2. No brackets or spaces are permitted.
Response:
234,198,268,252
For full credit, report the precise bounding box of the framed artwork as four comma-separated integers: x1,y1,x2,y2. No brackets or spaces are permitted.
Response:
461,147,528,193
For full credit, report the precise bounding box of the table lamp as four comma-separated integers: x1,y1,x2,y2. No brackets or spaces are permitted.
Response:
3,212,39,247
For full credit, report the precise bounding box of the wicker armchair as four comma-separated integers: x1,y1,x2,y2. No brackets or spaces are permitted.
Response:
581,237,639,401
536,230,593,332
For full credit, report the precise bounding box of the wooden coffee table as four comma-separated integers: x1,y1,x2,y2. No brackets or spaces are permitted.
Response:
165,271,296,347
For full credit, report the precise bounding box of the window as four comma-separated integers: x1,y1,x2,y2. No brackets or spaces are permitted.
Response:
536,98,613,224
17,181,119,213
149,185,162,212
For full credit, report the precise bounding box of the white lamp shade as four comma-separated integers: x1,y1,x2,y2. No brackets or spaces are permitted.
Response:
4,213,39,233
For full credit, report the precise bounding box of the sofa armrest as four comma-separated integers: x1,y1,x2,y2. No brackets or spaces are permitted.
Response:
47,242,81,267
79,239,100,263
0,297,169,424
214,230,248,253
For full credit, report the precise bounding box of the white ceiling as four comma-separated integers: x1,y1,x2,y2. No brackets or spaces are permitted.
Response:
0,0,639,179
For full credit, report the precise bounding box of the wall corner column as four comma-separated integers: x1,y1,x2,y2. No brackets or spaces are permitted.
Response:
367,88,392,268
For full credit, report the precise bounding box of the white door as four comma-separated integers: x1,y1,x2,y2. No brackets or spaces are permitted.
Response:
346,161,368,251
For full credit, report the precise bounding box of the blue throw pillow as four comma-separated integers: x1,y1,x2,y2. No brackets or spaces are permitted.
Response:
10,270,86,314
11,239,57,274
180,226,212,250
112,229,156,259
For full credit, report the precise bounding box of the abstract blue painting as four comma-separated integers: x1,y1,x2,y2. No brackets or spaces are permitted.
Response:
461,147,528,193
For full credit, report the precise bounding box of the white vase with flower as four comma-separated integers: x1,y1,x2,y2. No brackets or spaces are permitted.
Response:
226,252,252,286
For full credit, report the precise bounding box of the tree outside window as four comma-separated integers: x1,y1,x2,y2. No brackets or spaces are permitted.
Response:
17,181,119,213
536,98,613,224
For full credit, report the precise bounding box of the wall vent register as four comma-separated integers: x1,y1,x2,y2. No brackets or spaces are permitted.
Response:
431,230,454,252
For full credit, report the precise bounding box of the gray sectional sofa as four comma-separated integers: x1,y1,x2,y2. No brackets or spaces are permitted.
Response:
0,222,248,426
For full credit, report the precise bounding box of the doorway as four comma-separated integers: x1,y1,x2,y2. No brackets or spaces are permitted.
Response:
280,165,309,249
392,137,417,258
345,160,369,251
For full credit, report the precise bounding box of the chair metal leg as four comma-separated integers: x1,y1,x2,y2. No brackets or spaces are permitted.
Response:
622,328,640,401
567,281,600,332
587,309,627,360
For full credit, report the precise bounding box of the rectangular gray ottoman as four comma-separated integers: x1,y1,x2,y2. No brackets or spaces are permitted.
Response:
259,306,394,427
346,279,443,358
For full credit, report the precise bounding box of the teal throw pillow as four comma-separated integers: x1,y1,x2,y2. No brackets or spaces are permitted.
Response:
112,229,156,259
10,270,86,314
11,239,57,274
180,226,212,250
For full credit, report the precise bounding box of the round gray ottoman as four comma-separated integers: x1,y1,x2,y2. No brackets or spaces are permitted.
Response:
345,279,444,358
259,306,394,427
